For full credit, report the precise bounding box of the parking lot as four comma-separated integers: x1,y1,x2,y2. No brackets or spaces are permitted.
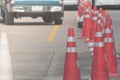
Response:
0,6,120,80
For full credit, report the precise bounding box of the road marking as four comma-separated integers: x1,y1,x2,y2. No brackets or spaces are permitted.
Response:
0,32,14,80
47,25,60,42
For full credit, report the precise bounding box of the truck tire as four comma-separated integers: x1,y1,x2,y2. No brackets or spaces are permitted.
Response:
55,18,63,25
5,11,14,25
42,13,53,23
1,9,5,23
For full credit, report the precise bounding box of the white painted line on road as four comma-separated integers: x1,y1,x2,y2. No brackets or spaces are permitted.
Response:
0,32,14,80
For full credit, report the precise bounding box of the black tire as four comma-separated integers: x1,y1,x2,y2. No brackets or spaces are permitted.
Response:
42,13,53,23
55,19,63,25
1,9,5,18
0,7,5,23
5,10,14,25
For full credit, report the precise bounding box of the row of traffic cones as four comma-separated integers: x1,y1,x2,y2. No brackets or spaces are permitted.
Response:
91,22,109,80
77,0,85,28
64,23,119,80
91,11,120,80
81,1,120,79
63,1,120,80
82,1,92,41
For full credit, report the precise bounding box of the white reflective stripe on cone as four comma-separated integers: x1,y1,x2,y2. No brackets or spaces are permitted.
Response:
104,38,113,42
98,13,102,17
79,3,84,7
102,30,104,34
86,9,90,12
101,16,104,20
67,37,75,42
94,42,104,47
92,11,97,14
96,32,103,37
80,0,84,3
84,14,91,18
67,47,76,53
90,47,94,52
104,28,112,33
88,42,94,47
92,16,97,20
97,19,101,24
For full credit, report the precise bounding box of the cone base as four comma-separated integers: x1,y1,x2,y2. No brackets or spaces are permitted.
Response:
117,67,120,71
117,57,120,64
85,39,89,43
109,73,120,78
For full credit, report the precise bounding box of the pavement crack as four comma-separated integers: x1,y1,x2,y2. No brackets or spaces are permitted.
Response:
42,53,55,80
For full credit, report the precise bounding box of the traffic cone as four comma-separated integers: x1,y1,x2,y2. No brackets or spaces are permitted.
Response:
103,11,118,60
101,9,106,34
77,0,84,28
63,28,81,80
82,1,92,41
104,15,120,77
108,14,120,66
88,5,97,51
100,8,105,26
97,8,103,29
78,0,84,18
0,32,14,80
91,18,109,80
89,8,103,52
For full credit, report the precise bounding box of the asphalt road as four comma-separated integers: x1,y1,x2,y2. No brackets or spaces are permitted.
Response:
0,9,120,80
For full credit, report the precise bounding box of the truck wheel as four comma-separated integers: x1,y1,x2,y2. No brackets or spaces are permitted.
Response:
1,9,5,23
0,7,5,23
55,19,63,25
5,11,14,25
1,9,5,18
42,14,53,23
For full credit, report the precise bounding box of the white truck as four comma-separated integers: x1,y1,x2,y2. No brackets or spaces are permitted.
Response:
92,0,120,6
64,0,79,6
0,0,64,25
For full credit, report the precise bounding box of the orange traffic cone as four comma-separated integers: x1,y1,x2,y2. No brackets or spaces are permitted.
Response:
104,15,120,77
78,0,84,17
88,5,97,51
82,1,92,41
91,18,109,80
101,9,106,34
63,28,81,80
97,8,103,29
77,0,84,28
89,8,103,52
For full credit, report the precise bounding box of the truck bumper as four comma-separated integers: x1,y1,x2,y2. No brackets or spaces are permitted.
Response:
11,5,63,13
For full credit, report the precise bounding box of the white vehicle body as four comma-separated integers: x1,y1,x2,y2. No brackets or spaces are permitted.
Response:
93,0,120,6
64,0,79,6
